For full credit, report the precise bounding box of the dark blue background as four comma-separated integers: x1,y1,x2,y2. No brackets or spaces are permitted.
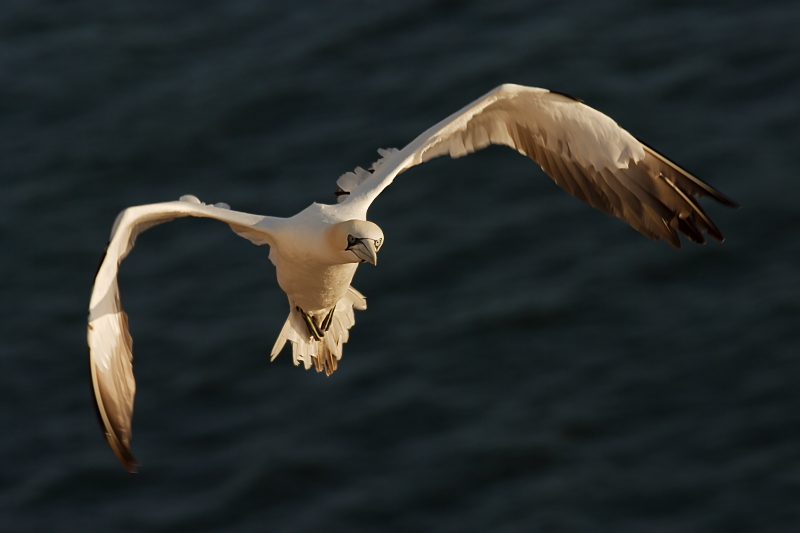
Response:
2,1,799,531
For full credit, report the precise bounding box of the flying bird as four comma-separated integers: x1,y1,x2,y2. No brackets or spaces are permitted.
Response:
88,84,738,471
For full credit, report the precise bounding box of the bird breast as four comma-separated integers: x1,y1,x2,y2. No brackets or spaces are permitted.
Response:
275,258,359,312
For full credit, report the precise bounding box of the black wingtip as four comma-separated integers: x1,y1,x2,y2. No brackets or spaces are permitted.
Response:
720,196,742,210
89,347,140,473
103,420,140,472
548,90,585,103
637,140,740,210
112,442,140,473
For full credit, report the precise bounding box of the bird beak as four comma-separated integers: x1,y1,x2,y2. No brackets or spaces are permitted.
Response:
348,238,378,265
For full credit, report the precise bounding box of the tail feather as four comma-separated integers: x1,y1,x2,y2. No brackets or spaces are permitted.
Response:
270,287,366,375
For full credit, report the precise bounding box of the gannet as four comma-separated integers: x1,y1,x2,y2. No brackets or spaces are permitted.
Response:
88,84,738,471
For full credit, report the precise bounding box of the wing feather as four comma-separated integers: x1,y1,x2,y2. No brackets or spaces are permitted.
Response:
88,196,280,471
343,84,737,245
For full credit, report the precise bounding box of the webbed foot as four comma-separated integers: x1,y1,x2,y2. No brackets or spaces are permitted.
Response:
320,306,336,332
296,306,322,340
296,306,336,340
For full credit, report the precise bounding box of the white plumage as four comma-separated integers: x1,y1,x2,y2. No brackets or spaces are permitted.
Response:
87,84,737,471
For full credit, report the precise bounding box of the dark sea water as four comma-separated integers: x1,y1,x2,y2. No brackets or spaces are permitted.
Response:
2,1,800,531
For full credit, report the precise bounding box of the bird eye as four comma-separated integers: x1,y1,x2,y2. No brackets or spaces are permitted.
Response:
375,238,382,249
347,234,357,245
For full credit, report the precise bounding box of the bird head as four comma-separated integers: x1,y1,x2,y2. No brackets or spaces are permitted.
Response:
328,220,384,265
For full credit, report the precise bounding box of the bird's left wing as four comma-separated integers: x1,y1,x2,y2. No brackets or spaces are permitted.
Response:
88,195,280,471
340,84,737,246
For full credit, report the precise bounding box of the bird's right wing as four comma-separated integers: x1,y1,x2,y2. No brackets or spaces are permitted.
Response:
339,84,738,247
88,195,281,472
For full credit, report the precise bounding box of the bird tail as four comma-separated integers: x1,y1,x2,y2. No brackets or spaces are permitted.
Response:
270,287,367,375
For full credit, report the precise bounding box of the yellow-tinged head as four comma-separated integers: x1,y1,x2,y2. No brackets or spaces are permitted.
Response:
327,220,384,265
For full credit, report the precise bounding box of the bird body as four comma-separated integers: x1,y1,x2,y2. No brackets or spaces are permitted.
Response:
271,205,360,305
87,84,738,471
